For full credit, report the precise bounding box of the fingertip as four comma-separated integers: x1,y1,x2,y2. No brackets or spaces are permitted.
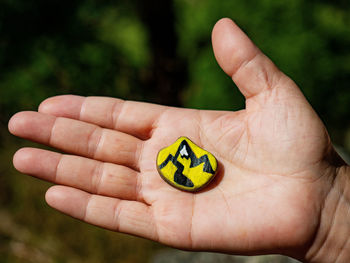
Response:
13,148,33,173
8,111,35,135
8,112,24,134
212,17,235,32
212,17,258,77
45,185,62,207
8,111,55,141
45,186,87,219
8,113,18,135
39,95,84,119
45,185,75,210
38,97,57,114
13,148,61,180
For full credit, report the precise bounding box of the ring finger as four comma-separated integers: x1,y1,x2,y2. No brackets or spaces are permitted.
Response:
13,148,144,202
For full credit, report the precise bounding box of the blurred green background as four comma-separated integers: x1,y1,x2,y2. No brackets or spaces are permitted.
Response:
0,0,349,262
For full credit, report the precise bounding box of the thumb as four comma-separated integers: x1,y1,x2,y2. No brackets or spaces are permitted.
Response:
212,18,295,100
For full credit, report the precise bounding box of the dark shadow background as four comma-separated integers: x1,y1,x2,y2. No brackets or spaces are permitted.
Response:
0,0,349,262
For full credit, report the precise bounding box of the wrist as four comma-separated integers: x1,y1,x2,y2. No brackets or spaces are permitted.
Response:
305,163,350,263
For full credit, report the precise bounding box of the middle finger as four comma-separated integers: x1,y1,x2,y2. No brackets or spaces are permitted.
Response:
9,111,143,171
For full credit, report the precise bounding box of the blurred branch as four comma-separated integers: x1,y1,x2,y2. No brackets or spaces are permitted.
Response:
137,0,188,106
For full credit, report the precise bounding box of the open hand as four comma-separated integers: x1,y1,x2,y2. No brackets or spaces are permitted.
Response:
8,18,341,259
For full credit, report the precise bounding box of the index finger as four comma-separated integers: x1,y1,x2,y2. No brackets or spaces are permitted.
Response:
39,95,167,140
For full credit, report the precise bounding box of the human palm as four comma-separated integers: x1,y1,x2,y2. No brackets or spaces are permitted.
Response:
9,19,338,259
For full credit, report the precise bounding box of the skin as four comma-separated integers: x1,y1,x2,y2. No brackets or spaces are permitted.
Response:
8,18,349,261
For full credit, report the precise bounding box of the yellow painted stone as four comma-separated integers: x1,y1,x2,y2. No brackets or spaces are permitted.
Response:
156,137,218,192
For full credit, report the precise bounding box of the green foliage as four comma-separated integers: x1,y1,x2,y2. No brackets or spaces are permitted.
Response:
0,0,150,116
97,9,150,67
175,0,350,130
182,46,244,110
1,0,349,128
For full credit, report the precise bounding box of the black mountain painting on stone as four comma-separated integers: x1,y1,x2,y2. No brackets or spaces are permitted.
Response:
158,139,215,187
